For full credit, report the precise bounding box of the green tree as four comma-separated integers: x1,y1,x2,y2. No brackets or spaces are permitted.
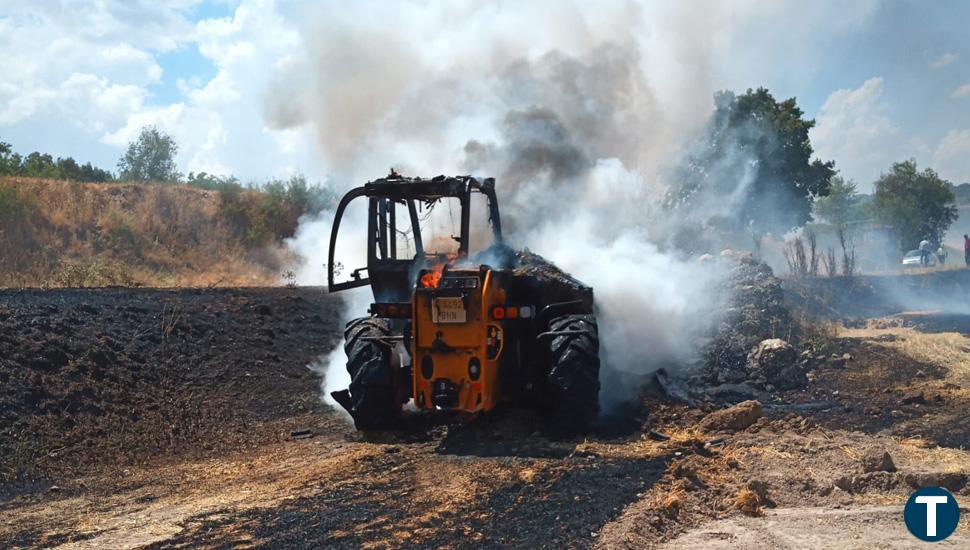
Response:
75,161,113,182
117,126,180,182
814,175,863,276
1,140,113,182
814,175,863,229
21,152,60,178
872,160,957,250
0,142,21,175
670,88,836,235
57,157,81,180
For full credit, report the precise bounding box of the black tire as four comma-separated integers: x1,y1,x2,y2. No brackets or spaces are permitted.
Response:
546,314,600,433
344,317,400,430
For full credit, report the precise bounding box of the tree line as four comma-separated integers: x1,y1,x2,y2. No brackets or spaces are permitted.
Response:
5,98,963,257
668,87,961,257
0,142,113,182
816,162,958,253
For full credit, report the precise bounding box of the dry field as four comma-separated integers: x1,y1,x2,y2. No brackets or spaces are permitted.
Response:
2,285,970,548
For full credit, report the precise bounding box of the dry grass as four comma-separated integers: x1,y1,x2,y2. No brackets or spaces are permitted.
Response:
733,488,763,516
740,444,795,461
839,445,862,461
797,313,842,355
0,177,288,287
840,322,970,385
661,486,686,515
894,438,970,473
866,262,967,276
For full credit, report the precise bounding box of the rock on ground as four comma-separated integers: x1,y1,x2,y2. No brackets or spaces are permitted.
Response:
748,338,806,390
698,400,763,433
861,450,897,473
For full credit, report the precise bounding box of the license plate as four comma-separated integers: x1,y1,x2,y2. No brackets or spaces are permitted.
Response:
432,297,466,323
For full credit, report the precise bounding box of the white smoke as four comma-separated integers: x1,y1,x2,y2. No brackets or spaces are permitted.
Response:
286,200,370,414
276,0,871,413
305,287,369,415
512,160,729,407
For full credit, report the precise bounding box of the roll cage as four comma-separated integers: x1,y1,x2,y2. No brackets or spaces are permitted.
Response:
327,174,504,300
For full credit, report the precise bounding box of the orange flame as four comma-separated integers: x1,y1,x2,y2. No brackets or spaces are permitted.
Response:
420,252,462,289
421,263,445,288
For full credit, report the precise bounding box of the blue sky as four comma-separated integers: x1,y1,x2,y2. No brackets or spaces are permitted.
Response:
819,1,969,145
1,0,969,189
145,1,233,106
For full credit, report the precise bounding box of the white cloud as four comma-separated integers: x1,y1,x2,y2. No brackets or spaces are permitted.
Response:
160,0,317,179
0,2,193,159
951,83,970,98
0,0,318,181
0,0,891,186
810,77,906,189
931,52,958,69
931,129,970,183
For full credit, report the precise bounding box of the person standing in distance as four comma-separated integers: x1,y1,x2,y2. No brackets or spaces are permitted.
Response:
964,234,970,267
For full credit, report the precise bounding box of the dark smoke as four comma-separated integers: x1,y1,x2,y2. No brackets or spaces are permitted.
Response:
277,4,815,412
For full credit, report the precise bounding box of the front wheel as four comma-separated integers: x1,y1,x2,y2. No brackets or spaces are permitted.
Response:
546,314,601,433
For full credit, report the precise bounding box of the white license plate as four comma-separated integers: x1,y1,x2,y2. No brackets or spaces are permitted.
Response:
432,297,466,323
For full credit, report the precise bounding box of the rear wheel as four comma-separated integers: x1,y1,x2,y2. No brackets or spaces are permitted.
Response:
343,317,401,430
546,314,600,433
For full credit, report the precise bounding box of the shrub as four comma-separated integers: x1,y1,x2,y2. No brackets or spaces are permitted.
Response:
0,183,33,221
215,174,336,245
0,432,35,482
46,259,138,288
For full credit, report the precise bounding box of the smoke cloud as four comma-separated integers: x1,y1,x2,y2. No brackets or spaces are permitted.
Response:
277,1,868,413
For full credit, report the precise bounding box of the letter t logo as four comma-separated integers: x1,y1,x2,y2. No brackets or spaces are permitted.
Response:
915,495,949,537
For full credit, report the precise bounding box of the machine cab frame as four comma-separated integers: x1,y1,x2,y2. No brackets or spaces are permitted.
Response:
327,174,503,302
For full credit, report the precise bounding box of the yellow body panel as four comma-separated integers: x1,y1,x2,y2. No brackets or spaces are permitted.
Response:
412,269,504,412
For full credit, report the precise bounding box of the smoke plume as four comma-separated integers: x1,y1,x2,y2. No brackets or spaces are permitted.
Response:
276,1,865,412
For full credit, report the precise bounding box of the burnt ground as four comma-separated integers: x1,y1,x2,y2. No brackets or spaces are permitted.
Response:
0,287,344,484
2,285,970,548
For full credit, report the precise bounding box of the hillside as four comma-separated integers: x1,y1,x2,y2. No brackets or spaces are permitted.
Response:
0,177,297,287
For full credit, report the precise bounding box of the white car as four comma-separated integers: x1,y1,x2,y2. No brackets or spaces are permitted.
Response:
902,249,934,267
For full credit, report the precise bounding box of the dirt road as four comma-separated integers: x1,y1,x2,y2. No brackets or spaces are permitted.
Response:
2,288,970,548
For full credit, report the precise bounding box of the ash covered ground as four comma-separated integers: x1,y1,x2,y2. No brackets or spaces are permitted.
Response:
2,265,970,548
0,288,343,482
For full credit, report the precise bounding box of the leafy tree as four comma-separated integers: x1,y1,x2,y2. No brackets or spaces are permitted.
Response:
118,126,180,182
75,161,113,182
670,88,836,236
0,142,21,175
814,175,863,228
872,160,957,250
21,152,60,178
0,140,110,182
814,175,863,276
57,157,81,179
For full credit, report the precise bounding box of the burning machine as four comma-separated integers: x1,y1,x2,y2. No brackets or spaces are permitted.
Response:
327,174,600,431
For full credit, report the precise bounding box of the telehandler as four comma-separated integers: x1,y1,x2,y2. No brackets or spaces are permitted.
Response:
327,173,600,431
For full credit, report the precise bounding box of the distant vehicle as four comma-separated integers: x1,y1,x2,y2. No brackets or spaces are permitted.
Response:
902,249,935,268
